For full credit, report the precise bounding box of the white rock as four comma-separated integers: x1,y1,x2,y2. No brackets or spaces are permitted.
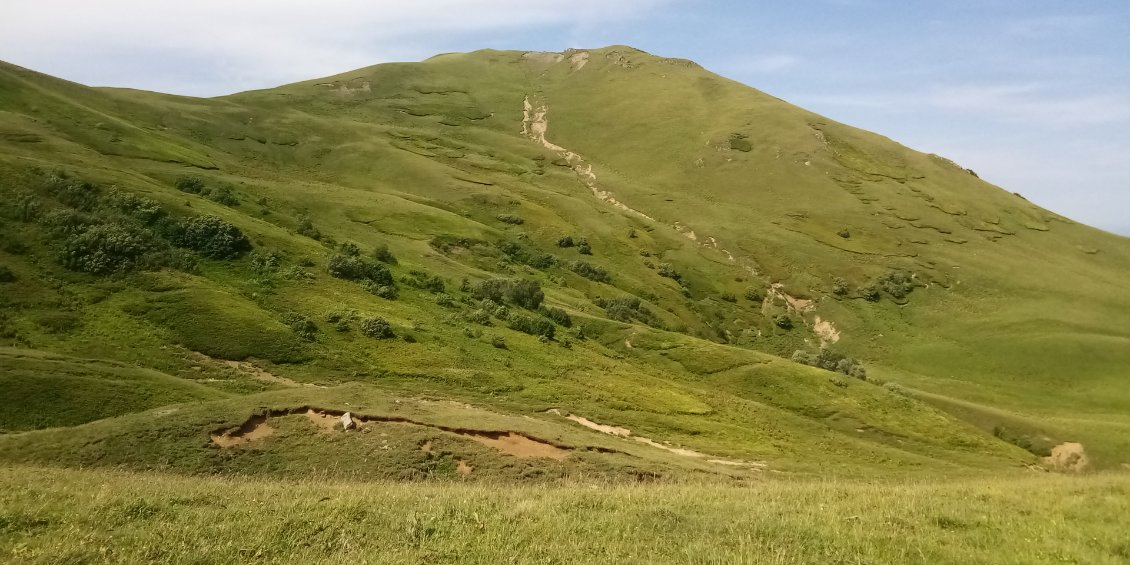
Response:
341,412,355,430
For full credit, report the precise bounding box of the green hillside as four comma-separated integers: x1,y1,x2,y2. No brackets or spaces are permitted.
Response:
1,45,1128,487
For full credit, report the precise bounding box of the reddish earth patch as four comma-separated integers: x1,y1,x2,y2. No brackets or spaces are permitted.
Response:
466,432,568,460
210,406,575,461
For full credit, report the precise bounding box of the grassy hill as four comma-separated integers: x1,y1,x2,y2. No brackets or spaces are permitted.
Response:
1,44,1128,487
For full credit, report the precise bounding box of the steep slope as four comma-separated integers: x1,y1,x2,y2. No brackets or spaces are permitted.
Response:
0,47,1127,475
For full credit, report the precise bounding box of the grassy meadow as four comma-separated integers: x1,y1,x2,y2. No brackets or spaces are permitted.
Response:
2,466,1128,564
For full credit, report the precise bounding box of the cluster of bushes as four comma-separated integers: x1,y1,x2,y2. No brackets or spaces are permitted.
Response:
359,316,394,339
791,349,867,380
744,287,763,302
508,314,555,338
858,271,917,302
569,261,611,283
594,296,660,326
14,171,251,276
282,312,318,341
495,214,524,225
496,240,556,269
657,263,681,280
327,249,398,299
557,235,591,254
402,269,445,293
429,234,484,254
174,176,239,206
470,278,544,310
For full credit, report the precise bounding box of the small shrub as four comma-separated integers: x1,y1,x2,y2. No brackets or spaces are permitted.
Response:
435,293,455,307
496,214,524,225
248,250,283,275
792,348,867,379
627,228,637,238
372,244,397,264
403,334,417,343
859,285,881,302
296,214,321,240
208,185,239,206
359,317,394,339
491,336,507,349
466,309,492,325
837,228,850,239
774,315,794,330
0,265,16,283
283,313,317,341
338,242,361,257
720,292,737,303
557,235,575,248
174,176,206,194
577,238,592,255
832,277,848,296
540,306,572,327
729,133,752,152
361,281,398,300
744,287,763,302
658,263,681,280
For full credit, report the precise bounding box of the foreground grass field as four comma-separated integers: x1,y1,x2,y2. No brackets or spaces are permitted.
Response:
2,466,1128,564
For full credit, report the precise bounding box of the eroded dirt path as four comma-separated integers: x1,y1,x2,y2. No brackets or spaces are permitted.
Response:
521,96,654,221
210,406,576,461
548,409,766,470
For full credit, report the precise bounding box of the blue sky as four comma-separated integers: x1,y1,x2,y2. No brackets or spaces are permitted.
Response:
2,0,1127,234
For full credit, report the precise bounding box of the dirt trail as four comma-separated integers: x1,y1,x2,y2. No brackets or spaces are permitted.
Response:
521,96,654,221
1043,442,1089,472
210,406,579,461
549,410,766,470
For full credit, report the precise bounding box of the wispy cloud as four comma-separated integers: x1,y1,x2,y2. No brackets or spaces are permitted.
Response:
927,83,1130,126
0,0,669,95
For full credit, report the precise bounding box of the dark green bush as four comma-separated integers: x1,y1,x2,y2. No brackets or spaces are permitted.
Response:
296,214,321,240
0,265,17,283
540,306,572,327
496,214,524,225
744,287,763,302
174,176,206,194
327,254,392,285
729,133,752,152
338,242,361,257
832,278,848,296
283,313,318,341
61,223,156,274
506,279,544,310
594,296,660,326
508,314,555,338
774,315,794,330
720,292,737,302
171,215,251,259
403,270,445,293
491,336,507,349
360,317,394,339
497,240,556,269
472,279,508,303
372,244,397,264
878,271,915,300
570,261,611,283
859,285,881,302
557,235,574,248
577,238,592,255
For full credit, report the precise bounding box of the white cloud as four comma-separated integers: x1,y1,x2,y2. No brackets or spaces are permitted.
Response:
0,0,668,95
